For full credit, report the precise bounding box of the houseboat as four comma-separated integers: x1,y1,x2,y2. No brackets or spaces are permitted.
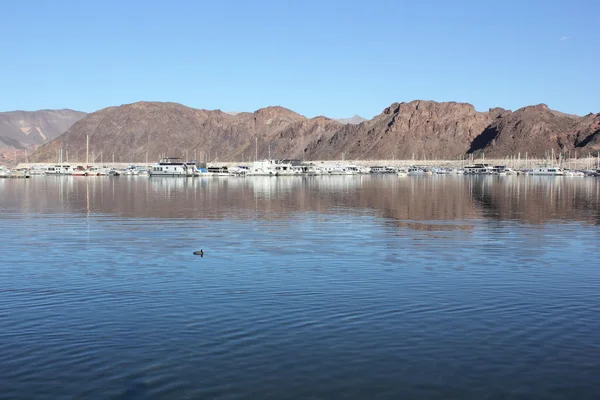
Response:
319,164,357,175
247,160,298,176
529,166,565,176
407,167,432,176
370,166,395,174
149,158,193,177
464,163,494,174
43,165,74,175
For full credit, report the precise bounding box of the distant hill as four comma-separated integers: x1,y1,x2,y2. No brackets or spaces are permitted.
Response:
28,101,600,163
333,115,367,125
0,109,86,149
0,109,86,164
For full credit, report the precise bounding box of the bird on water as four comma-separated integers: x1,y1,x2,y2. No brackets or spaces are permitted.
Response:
193,249,204,257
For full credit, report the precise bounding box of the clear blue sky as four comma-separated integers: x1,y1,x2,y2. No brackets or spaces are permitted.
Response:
1,0,598,118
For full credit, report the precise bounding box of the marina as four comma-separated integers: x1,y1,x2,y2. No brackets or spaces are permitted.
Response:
5,157,600,178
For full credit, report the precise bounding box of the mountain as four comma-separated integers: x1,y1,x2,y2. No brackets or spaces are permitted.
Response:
307,101,493,160
0,109,86,149
29,101,600,163
572,113,600,153
468,104,583,157
333,115,367,125
30,102,335,163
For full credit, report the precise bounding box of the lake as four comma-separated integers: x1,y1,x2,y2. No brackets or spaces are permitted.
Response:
1,175,599,399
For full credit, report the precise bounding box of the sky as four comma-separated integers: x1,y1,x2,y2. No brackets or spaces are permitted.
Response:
1,0,598,118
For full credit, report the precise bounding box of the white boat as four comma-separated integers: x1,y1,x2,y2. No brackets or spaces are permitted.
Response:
88,166,110,176
529,166,564,176
305,164,323,175
149,157,193,176
247,159,298,176
28,167,46,175
44,165,74,175
71,166,89,176
564,169,585,177
207,165,230,176
491,165,516,175
370,166,396,174
124,165,140,175
407,167,432,176
397,168,408,177
319,164,357,175
0,166,9,178
464,163,494,174
5,169,30,178
347,165,371,174
228,166,249,176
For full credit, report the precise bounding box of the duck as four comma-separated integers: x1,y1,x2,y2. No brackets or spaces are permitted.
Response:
193,249,204,257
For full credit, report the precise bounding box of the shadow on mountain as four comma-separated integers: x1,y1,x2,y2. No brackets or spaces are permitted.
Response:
467,126,498,154
575,130,600,148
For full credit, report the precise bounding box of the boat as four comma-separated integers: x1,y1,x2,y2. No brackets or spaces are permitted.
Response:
207,165,230,176
72,166,89,176
305,164,323,176
564,169,585,177
397,168,408,177
529,166,565,176
229,165,250,176
88,166,110,176
28,166,47,175
247,159,298,176
491,165,516,175
44,165,73,175
345,165,370,174
137,168,150,177
149,157,193,177
407,167,432,176
370,166,396,174
4,168,30,178
464,163,494,174
319,163,357,175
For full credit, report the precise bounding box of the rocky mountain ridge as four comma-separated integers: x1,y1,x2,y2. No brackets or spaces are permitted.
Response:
28,101,600,163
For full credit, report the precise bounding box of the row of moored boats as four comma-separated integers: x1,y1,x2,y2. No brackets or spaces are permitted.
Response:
3,160,600,178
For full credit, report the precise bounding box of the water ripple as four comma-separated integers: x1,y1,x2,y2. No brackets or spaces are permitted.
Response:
0,177,599,399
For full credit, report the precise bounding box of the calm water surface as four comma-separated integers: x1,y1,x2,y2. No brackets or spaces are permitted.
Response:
1,175,599,399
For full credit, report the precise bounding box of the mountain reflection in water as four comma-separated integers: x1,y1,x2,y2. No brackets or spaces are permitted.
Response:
2,175,599,227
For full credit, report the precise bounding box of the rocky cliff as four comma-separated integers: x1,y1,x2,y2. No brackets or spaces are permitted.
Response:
306,101,493,160
468,104,583,157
